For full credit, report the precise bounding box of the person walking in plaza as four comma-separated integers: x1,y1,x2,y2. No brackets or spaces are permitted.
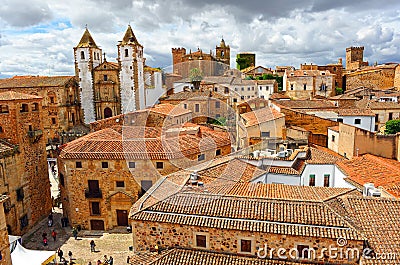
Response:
103,255,109,264
108,256,114,265
90,240,96,252
72,227,78,240
68,250,73,263
51,229,57,241
57,248,63,262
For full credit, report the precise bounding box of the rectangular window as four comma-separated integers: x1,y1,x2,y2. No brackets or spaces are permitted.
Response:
241,96,244,100
128,162,136,168
375,114,379,122
91,202,100,215
241,87,244,91
101,162,109,168
331,135,335,142
198,154,205,161
324,174,330,187
16,188,24,201
116,181,125,188
216,149,221,156
215,101,220,109
103,75,108,81
355,118,361,125
51,118,56,125
309,174,315,186
183,104,187,109
240,239,252,253
76,161,82,168
261,131,270,138
247,87,250,91
233,98,237,103
196,235,207,248
303,84,307,90
156,162,164,169
337,118,343,123
20,214,28,229
297,245,309,259
141,180,153,195
389,112,393,120
195,104,200,112
290,84,294,90
224,87,229,94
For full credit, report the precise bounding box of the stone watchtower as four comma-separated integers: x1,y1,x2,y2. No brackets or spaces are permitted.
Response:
74,28,102,124
118,25,146,112
346,46,368,70
215,38,230,66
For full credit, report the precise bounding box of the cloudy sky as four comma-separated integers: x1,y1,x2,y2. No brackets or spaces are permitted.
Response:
1,0,400,78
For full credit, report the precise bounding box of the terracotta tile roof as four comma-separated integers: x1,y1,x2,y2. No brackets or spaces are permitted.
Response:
222,183,358,201
150,103,191,116
132,191,362,240
336,196,400,265
337,154,400,198
0,91,42,101
0,76,75,88
306,146,345,164
336,108,375,116
270,93,290,100
0,140,17,156
276,100,336,109
129,248,314,265
59,125,231,160
241,107,284,127
286,69,335,77
328,126,339,132
165,90,228,101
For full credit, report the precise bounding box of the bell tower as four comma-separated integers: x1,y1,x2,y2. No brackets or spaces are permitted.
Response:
73,28,102,123
118,25,146,112
216,38,230,66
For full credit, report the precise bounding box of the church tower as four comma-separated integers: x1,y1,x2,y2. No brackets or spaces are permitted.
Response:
118,25,146,113
74,28,102,124
216,38,230,66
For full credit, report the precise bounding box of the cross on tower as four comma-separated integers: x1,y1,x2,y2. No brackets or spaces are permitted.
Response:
103,52,106,61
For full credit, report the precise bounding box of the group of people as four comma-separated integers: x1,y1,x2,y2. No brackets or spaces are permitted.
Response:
57,248,73,264
87,255,113,265
41,229,57,246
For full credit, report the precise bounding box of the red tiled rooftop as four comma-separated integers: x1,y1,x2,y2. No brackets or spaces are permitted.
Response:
0,76,75,88
241,107,284,127
0,91,42,101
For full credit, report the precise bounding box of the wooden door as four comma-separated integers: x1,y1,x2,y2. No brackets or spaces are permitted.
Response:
116,210,128,226
90,219,104,230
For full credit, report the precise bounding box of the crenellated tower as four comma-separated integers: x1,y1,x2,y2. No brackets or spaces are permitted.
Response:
118,25,146,112
74,28,102,123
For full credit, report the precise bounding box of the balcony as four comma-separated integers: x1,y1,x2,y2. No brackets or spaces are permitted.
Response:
28,129,43,144
84,189,102,199
28,129,43,138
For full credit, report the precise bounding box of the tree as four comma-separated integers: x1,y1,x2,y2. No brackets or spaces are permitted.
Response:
335,87,343,95
385,119,400,134
189,68,203,90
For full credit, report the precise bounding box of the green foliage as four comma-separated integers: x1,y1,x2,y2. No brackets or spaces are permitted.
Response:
189,68,203,82
256,74,283,90
385,119,400,134
210,117,227,126
335,87,343,95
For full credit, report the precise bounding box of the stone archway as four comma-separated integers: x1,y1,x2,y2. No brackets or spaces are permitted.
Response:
104,107,112,118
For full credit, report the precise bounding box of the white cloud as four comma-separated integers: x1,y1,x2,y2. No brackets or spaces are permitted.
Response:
1,0,400,77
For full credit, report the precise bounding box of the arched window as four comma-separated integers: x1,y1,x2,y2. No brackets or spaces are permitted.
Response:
20,104,28,113
104,107,112,118
81,51,85,60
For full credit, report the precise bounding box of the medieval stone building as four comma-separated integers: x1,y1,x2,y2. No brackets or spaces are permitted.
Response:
0,195,11,265
172,39,230,79
74,26,146,124
0,91,52,235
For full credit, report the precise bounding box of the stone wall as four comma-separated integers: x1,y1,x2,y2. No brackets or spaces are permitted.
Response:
0,98,52,234
0,197,11,265
280,108,338,147
345,67,396,90
132,220,362,264
337,123,399,160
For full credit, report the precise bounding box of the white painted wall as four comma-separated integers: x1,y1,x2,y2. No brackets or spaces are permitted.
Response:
119,45,136,113
301,164,335,187
340,116,375,132
75,47,101,124
145,71,164,107
258,85,273,100
327,129,339,153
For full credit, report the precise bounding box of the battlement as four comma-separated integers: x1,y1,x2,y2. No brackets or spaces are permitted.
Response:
346,46,364,52
172,47,186,55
